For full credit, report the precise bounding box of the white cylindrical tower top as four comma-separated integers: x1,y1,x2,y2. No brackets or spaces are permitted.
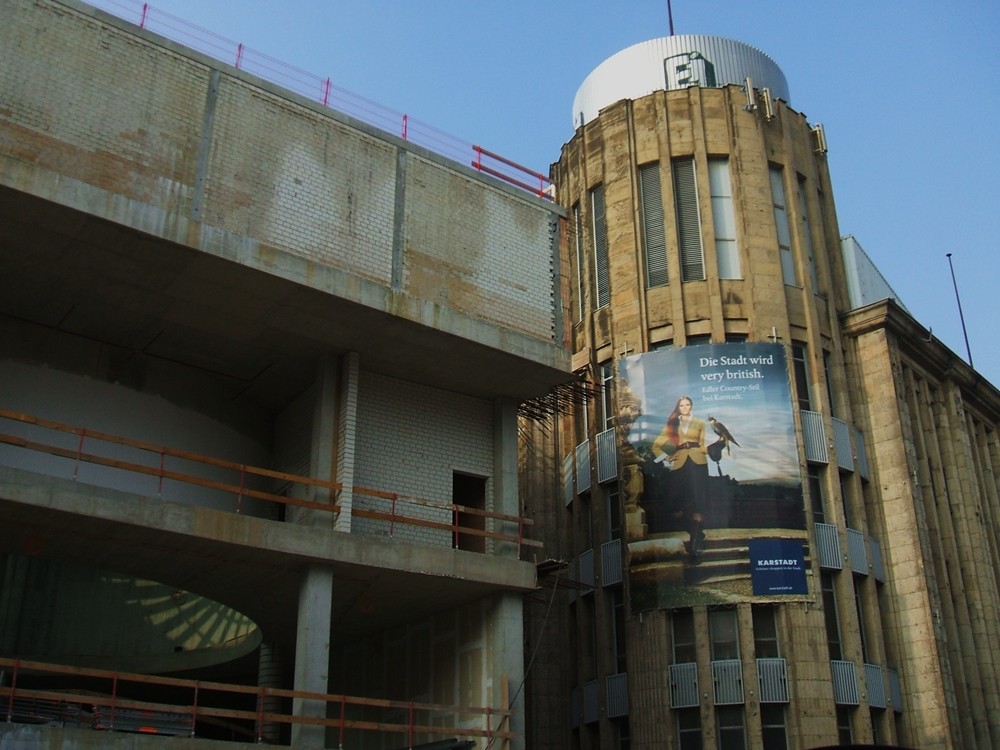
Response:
572,35,789,128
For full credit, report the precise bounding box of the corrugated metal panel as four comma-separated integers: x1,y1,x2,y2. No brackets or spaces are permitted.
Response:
832,417,854,472
563,452,575,507
596,427,618,484
712,659,744,705
847,528,868,575
575,439,591,494
869,536,885,582
606,672,629,718
865,663,886,709
831,660,860,705
570,685,581,728
673,158,704,281
815,522,842,570
572,35,790,128
639,163,668,287
592,186,610,308
855,426,870,480
579,548,595,593
583,679,600,724
757,658,789,703
801,410,828,464
602,539,623,587
888,668,903,713
669,663,699,708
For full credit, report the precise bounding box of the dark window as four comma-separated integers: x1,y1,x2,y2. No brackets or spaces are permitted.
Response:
792,343,812,410
716,706,747,750
676,707,702,750
752,606,780,658
822,571,843,661
808,466,826,524
709,608,739,661
760,704,788,750
671,609,697,663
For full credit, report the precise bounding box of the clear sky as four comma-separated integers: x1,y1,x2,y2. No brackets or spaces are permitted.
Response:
87,0,1000,387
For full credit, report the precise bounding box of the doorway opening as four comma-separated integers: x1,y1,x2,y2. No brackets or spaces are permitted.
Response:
452,472,487,553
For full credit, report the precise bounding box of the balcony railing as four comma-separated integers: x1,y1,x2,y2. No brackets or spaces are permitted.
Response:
0,657,512,747
0,408,540,555
712,660,744,705
669,663,699,709
582,680,600,724
865,663,886,709
832,417,855,472
846,527,869,575
575,439,591,494
606,673,629,719
578,549,595,593
814,522,843,570
595,427,618,484
601,539,623,587
869,536,886,582
831,660,860,705
757,658,789,703
800,410,828,464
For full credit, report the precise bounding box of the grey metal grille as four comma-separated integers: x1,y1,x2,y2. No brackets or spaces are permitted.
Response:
815,522,842,570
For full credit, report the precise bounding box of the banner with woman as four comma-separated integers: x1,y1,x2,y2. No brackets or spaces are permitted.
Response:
616,342,809,611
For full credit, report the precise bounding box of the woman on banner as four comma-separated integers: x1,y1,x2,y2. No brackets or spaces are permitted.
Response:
651,395,709,558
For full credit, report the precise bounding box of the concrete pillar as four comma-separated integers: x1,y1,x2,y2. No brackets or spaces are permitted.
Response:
492,591,526,750
493,398,520,559
334,352,360,534
257,641,284,744
302,355,339,528
291,565,334,748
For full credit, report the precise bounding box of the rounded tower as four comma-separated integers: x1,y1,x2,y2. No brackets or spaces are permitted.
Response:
542,35,903,750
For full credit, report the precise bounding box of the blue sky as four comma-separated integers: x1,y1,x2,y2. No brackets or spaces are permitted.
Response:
87,0,1000,387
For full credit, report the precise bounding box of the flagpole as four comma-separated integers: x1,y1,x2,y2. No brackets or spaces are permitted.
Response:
667,0,675,35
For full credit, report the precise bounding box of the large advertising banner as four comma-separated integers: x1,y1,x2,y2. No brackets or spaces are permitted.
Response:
616,343,809,611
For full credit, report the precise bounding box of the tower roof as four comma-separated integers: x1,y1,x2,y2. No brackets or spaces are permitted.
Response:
572,35,789,128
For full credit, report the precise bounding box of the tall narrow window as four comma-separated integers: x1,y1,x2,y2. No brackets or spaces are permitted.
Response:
573,203,585,320
591,185,610,308
612,588,627,674
854,585,869,663
709,158,741,279
600,362,615,431
709,608,739,660
671,609,697,663
797,176,819,290
821,571,843,661
639,163,668,287
760,705,788,750
677,708,703,750
769,167,796,285
716,706,747,750
673,158,705,281
752,606,780,658
791,343,812,410
807,466,827,524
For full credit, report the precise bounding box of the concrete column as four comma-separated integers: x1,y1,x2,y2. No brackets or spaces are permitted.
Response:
493,398,520,558
291,564,334,748
305,355,339,528
492,591,526,750
334,352,360,534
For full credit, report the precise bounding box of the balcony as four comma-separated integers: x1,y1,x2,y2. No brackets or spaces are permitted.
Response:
575,439,592,494
757,658,789,703
846,527,869,575
800,410,829,464
865,663,887,709
831,660,860,705
601,539,623,587
831,417,855,472
814,522,843,570
669,663,699,709
606,673,629,719
595,427,618,484
712,660,744,705
583,679,600,724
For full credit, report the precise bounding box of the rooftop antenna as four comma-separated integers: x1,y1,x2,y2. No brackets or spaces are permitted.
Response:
946,252,974,368
667,0,675,35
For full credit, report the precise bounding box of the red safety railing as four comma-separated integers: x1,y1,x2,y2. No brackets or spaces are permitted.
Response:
81,0,552,199
0,657,513,746
0,407,540,555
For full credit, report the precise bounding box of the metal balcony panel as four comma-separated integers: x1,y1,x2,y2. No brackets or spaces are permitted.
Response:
801,410,828,464
855,426,870,480
847,527,868,575
888,668,903,713
869,536,885,582
596,427,618,484
576,439,591,494
831,660,860,705
583,679,600,724
669,662,699,708
578,548,595,592
563,452,575,507
606,672,629,718
757,658,789,703
712,659,744,705
815,522,842,569
865,663,886,709
832,417,854,472
601,539,623,587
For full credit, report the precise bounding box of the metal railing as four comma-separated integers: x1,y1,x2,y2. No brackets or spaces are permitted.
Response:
82,0,552,199
0,657,512,747
0,407,539,555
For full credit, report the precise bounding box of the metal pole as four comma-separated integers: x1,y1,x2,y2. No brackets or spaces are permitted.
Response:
946,253,974,368
667,0,675,35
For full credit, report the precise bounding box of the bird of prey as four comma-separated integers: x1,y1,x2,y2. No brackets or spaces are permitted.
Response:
708,416,740,455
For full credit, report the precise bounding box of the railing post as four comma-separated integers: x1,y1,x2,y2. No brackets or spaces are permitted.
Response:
473,145,483,172
73,428,87,480
235,42,244,70
401,113,408,141
5,659,19,722
389,494,398,537
158,451,166,495
338,694,347,750
139,2,149,29
236,466,246,513
190,681,199,737
453,505,460,549
323,77,332,107
485,705,493,746
408,702,415,750
109,672,118,730
255,686,266,743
